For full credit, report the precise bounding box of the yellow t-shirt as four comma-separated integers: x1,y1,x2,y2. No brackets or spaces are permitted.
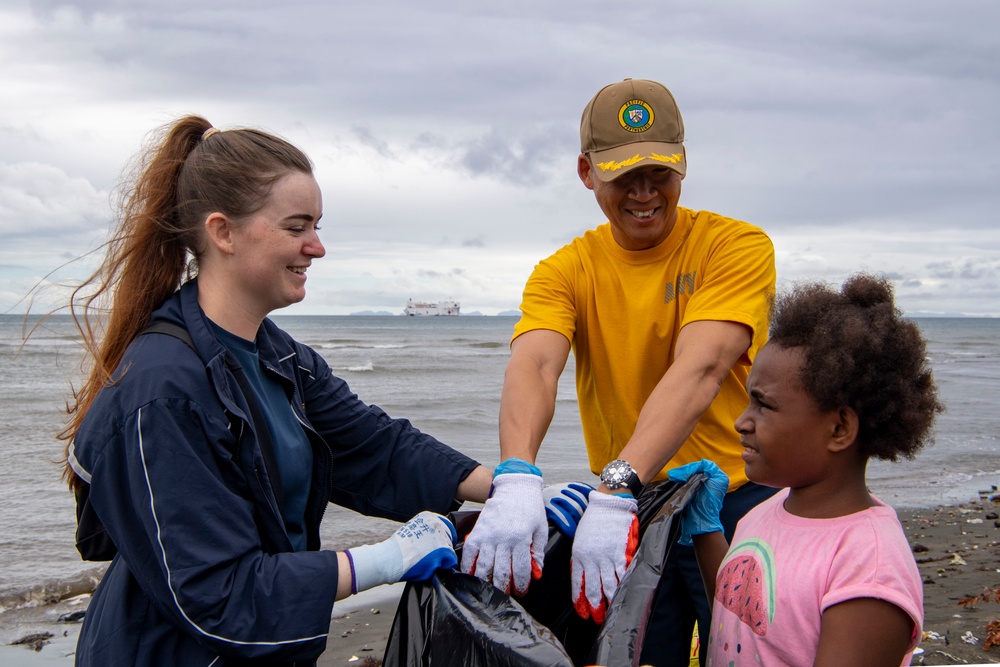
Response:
513,207,775,490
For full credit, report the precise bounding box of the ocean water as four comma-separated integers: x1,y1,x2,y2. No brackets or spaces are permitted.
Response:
0,314,997,612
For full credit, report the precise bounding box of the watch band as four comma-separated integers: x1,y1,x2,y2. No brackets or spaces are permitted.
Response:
620,470,643,498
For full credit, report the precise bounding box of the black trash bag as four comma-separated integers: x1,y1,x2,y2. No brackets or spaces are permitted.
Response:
382,568,574,667
515,477,704,666
587,476,705,667
513,521,600,665
382,476,703,667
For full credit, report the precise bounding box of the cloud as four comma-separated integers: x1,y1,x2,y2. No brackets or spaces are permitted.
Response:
0,162,109,245
1,0,997,315
926,257,1000,282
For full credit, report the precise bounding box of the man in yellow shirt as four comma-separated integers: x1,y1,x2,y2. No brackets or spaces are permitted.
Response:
462,78,778,666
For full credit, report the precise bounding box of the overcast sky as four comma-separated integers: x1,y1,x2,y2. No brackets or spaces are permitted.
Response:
2,0,998,316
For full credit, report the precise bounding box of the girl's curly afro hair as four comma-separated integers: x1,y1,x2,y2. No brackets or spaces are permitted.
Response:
768,273,944,461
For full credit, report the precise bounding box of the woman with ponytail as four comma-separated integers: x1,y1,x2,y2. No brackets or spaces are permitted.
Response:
61,116,492,666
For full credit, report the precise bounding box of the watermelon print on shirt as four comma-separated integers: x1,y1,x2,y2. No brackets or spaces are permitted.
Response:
715,539,776,638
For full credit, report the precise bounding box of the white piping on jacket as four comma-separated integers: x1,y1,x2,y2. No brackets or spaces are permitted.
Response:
136,406,328,647
67,442,92,483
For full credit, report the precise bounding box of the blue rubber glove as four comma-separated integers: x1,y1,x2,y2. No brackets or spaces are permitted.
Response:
668,459,729,546
542,482,595,537
346,511,458,594
461,458,547,595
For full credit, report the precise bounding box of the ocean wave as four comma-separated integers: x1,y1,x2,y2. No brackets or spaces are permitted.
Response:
319,343,406,350
334,361,375,372
0,567,105,615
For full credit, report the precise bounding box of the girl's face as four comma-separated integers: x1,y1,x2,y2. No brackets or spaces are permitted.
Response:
230,171,325,317
735,343,842,489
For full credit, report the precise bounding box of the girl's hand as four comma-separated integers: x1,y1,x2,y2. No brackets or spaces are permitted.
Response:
668,459,729,545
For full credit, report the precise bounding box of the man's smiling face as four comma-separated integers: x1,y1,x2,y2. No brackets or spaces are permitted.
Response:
578,156,683,251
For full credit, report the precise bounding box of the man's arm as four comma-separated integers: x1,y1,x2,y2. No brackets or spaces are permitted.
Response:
461,331,569,593
612,319,751,489
498,329,571,463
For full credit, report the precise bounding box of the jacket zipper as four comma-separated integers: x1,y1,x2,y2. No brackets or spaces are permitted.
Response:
290,398,335,533
265,361,335,546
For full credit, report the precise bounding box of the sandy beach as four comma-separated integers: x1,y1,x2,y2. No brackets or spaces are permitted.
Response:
3,498,998,666
902,496,1000,666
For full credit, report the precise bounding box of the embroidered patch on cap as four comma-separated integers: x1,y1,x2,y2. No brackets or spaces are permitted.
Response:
618,99,654,133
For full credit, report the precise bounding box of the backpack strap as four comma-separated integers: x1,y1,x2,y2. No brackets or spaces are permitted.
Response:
142,320,195,349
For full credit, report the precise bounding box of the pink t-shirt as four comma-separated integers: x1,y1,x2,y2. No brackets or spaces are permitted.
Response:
707,488,923,667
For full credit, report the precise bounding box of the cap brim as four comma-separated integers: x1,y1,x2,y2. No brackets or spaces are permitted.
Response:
587,142,686,181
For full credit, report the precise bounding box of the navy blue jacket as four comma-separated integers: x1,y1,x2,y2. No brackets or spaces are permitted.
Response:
69,281,479,666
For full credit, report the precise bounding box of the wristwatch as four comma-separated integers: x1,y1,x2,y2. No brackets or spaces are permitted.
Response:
600,459,643,497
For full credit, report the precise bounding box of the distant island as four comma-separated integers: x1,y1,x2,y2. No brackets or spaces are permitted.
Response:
344,308,522,317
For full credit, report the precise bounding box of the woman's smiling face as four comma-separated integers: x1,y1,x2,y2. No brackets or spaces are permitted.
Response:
231,170,325,317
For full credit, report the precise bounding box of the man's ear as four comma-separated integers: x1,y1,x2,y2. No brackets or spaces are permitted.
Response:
828,407,860,453
578,154,597,191
203,212,236,256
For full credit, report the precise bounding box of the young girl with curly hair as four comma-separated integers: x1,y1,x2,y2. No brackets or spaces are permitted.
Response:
670,273,943,666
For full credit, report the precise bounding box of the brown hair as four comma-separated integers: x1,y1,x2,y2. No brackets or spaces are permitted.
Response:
768,273,944,461
60,115,312,489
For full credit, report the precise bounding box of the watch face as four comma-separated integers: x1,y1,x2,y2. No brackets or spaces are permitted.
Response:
602,460,632,487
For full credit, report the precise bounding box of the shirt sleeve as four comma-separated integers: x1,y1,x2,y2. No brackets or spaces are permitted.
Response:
512,247,579,344
821,516,924,651
681,224,776,358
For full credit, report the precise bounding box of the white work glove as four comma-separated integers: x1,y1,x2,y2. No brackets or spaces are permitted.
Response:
571,491,639,624
461,458,546,596
346,511,457,594
542,482,594,538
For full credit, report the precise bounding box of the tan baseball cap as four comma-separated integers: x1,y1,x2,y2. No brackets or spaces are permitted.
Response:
580,78,686,181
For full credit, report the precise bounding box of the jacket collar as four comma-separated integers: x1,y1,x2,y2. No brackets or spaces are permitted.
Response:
151,280,298,379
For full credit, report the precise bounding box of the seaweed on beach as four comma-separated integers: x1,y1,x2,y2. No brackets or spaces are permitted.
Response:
10,631,53,652
958,586,1000,650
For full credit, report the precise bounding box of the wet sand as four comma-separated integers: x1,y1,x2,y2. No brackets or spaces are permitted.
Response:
903,497,1000,666
3,498,999,666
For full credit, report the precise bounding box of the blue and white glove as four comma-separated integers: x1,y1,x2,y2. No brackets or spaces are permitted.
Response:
461,458,546,596
346,511,458,594
542,482,595,537
667,459,729,546
571,491,639,624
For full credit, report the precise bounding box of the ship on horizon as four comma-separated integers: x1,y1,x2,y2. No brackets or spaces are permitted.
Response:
404,299,461,316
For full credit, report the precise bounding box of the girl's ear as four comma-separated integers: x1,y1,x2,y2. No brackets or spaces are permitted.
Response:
828,407,860,453
204,212,236,256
